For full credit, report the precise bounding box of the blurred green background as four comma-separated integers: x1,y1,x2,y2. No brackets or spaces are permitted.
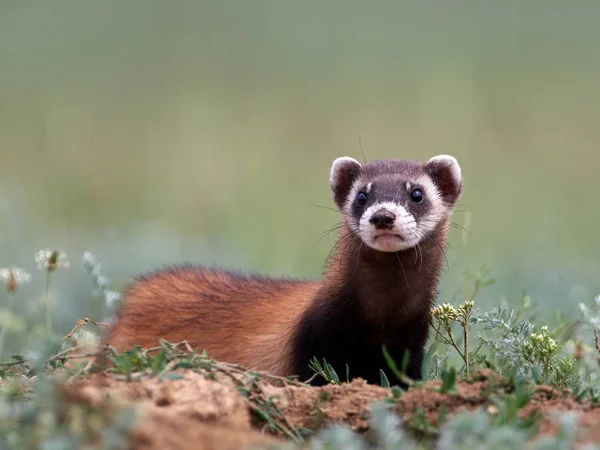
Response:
1,1,599,352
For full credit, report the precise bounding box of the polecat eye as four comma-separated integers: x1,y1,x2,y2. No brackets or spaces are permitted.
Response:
356,192,368,206
410,189,424,203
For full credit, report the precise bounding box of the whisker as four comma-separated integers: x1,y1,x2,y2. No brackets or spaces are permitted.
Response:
353,237,364,272
451,208,475,213
323,227,361,275
357,132,367,163
316,223,343,240
324,229,353,265
311,223,345,250
395,251,409,289
337,232,361,275
309,203,353,219
449,222,470,234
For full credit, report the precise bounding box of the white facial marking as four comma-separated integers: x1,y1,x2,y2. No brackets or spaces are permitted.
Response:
416,175,443,215
359,201,420,252
344,178,361,217
329,156,361,187
406,181,411,191
414,173,448,233
427,154,462,185
366,182,372,193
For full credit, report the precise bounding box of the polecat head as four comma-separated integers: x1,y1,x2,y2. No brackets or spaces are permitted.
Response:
329,156,463,252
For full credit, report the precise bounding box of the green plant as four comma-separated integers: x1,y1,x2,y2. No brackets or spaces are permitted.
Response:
308,357,342,385
429,267,495,378
0,267,31,355
431,300,476,377
439,367,457,394
34,249,70,337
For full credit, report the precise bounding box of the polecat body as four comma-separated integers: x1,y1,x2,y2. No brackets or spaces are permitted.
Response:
105,155,463,385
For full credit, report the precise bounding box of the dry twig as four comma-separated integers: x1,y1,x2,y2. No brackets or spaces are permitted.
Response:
63,318,110,340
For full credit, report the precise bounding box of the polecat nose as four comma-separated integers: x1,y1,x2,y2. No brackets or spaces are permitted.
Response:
369,210,396,229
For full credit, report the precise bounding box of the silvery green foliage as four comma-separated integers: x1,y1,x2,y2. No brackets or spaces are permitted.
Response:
307,424,368,450
574,295,600,395
427,350,449,380
543,414,594,450
0,372,136,450
578,295,600,330
471,305,536,377
82,251,122,319
436,410,598,450
436,410,527,450
285,402,418,450
368,402,417,450
528,411,599,450
291,404,598,450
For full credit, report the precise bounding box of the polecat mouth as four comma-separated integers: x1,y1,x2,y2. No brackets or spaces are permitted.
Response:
374,233,403,241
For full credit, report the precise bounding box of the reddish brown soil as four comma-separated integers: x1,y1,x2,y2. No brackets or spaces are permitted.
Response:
66,368,600,449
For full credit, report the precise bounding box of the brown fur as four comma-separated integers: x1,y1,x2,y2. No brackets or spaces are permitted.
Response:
105,266,320,375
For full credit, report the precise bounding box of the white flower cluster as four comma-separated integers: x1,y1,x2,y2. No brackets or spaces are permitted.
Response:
34,249,70,272
578,295,600,329
82,251,122,312
0,267,32,292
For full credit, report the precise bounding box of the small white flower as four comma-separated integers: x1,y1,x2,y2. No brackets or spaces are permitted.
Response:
105,291,121,309
72,328,101,350
0,267,32,292
82,251,97,268
95,275,109,289
35,249,70,271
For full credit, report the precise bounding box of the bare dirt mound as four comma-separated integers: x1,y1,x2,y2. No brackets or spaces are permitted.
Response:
67,368,600,449
71,370,281,450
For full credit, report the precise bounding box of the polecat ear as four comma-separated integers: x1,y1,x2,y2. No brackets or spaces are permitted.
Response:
425,155,463,207
330,156,362,209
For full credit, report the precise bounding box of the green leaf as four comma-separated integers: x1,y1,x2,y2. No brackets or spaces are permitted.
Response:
167,373,183,380
391,386,404,399
382,346,400,375
173,361,195,370
401,350,411,373
151,349,168,374
440,367,457,394
382,345,413,387
380,370,390,388
324,360,340,384
309,356,323,373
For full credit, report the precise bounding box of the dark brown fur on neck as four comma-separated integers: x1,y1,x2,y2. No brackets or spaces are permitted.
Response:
292,220,449,386
291,155,461,386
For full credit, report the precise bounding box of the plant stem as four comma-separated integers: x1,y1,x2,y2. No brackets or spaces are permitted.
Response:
444,323,467,366
432,321,468,369
463,323,469,377
0,327,6,355
0,294,15,355
45,271,53,336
